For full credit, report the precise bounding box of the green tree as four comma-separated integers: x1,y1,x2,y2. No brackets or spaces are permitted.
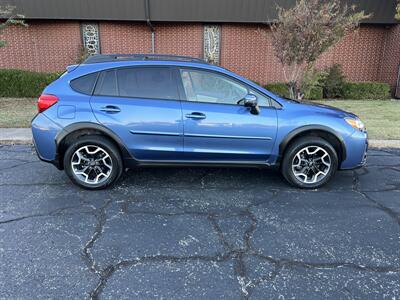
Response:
268,0,369,99
396,0,400,20
0,5,26,47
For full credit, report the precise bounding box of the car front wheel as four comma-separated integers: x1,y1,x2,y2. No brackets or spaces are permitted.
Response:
63,135,123,190
281,136,338,189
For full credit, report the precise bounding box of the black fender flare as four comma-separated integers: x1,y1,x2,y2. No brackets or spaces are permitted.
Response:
55,122,136,165
279,125,347,161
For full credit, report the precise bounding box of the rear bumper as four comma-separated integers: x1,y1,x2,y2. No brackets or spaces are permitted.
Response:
31,113,63,168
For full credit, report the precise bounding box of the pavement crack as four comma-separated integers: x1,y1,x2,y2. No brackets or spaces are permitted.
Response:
251,253,400,273
0,160,39,171
208,214,233,251
0,205,87,225
89,252,234,300
352,170,400,226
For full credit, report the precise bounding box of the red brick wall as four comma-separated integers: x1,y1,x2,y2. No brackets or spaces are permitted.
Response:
0,21,81,72
100,22,151,54
379,25,400,91
154,23,203,57
98,22,203,57
0,21,399,93
220,24,283,84
316,26,387,82
221,24,395,86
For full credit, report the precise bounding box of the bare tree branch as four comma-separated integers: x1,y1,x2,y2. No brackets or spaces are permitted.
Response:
0,5,27,47
264,0,370,99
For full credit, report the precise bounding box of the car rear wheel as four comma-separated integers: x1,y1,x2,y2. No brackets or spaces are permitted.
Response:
63,135,123,190
281,136,338,189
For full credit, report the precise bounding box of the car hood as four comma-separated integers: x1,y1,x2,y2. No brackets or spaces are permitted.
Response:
280,98,357,118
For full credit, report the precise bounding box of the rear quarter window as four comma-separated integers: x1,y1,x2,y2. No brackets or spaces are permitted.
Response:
70,72,99,95
94,70,118,96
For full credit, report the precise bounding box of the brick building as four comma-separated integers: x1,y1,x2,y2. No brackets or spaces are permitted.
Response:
0,0,399,95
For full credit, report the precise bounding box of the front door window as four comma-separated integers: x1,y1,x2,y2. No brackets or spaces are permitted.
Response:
180,69,248,104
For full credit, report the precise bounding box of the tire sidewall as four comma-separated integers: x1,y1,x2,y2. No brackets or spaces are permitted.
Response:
63,136,123,190
282,137,338,189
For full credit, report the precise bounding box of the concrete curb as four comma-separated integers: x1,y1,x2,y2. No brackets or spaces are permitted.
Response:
0,128,32,145
368,140,400,149
0,128,399,148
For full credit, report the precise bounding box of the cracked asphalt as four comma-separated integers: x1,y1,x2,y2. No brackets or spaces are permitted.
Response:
0,145,399,300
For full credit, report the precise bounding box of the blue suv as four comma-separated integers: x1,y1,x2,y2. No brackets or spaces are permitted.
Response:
32,54,368,190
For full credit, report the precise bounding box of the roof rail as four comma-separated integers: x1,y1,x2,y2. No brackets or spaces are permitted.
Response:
84,54,208,64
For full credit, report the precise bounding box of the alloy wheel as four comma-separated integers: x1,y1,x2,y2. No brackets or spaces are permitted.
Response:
291,146,331,184
71,145,113,185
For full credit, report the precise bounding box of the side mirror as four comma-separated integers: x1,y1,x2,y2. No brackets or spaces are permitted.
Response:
243,94,259,115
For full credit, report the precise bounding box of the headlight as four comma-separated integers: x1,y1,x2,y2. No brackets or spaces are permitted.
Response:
345,117,365,131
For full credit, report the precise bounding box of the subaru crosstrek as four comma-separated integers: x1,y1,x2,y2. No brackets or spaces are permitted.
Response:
31,54,368,190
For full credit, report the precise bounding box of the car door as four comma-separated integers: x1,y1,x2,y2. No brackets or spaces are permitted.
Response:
90,66,184,161
179,68,277,162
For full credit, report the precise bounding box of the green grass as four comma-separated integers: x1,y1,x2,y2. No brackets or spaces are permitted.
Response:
0,98,37,128
0,98,399,140
312,100,400,140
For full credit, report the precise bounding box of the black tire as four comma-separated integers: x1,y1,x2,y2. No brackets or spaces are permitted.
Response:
63,135,123,190
281,136,338,189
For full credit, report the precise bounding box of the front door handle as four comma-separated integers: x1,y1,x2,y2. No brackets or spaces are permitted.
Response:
100,105,121,113
185,112,206,119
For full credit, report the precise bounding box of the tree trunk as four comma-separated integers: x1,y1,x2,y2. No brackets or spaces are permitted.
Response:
288,81,296,99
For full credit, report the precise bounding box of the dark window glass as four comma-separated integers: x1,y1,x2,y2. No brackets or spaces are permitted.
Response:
70,72,98,95
117,67,178,100
94,70,118,96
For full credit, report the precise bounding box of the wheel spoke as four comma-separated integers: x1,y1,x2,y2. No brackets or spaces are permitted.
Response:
71,145,113,185
292,145,331,185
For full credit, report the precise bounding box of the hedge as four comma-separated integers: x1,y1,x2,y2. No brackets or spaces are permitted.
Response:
264,81,391,100
0,69,391,100
342,82,391,100
264,83,290,98
304,86,323,100
0,69,61,98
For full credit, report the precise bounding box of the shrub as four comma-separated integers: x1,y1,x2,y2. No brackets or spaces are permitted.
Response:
322,64,346,98
301,68,324,100
264,83,290,98
304,86,323,100
342,82,391,100
0,69,61,98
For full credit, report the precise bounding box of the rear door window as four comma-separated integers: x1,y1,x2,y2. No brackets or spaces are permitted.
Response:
70,72,98,95
117,67,179,100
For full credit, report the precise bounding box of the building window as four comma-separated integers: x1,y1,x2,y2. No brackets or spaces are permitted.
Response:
203,25,221,65
81,23,100,55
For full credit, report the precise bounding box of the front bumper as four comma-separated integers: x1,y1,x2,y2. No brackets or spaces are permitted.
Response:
340,130,368,170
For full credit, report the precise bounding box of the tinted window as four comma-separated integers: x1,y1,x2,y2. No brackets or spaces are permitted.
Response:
70,72,98,95
180,69,247,105
117,67,178,100
94,70,118,96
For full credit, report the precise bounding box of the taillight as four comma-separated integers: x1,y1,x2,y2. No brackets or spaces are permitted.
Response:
38,94,58,113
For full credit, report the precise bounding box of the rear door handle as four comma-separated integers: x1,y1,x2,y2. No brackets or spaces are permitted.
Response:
100,105,121,113
185,112,206,119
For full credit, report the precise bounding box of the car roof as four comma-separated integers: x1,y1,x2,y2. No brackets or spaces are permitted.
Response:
84,54,208,65
71,56,225,76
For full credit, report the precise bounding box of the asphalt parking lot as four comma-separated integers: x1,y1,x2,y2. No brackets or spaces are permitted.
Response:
0,145,399,299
